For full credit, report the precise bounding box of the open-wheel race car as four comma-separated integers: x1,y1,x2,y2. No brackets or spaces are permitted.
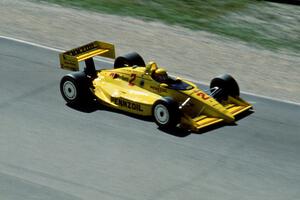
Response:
59,41,253,132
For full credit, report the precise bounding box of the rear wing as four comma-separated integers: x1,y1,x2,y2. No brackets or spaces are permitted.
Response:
59,41,115,71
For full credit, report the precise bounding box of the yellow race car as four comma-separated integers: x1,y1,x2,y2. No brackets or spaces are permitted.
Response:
59,41,253,131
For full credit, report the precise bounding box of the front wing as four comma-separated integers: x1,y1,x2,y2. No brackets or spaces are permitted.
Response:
181,96,253,131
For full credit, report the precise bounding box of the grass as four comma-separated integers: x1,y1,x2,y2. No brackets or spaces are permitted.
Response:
34,0,300,53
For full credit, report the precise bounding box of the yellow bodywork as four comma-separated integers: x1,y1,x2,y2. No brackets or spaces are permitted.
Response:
59,41,115,71
60,41,253,131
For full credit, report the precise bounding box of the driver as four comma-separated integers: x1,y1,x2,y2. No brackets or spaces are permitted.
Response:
145,61,158,74
145,61,170,83
152,68,169,83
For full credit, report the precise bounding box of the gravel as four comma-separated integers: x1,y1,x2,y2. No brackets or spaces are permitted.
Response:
1,0,299,103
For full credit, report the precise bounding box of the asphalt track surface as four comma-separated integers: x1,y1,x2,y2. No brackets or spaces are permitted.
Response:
0,37,300,200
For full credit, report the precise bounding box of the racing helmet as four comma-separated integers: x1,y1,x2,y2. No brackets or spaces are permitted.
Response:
146,61,158,74
153,68,169,82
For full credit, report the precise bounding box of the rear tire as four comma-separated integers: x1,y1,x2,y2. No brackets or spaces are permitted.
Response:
60,72,91,105
114,52,145,68
210,74,240,101
152,97,180,130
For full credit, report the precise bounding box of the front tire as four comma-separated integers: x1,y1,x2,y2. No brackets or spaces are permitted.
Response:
114,52,145,68
152,98,180,130
60,72,91,105
210,74,240,101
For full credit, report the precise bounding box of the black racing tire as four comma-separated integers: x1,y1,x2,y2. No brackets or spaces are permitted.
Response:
60,72,92,105
210,74,240,101
152,97,181,130
114,52,145,68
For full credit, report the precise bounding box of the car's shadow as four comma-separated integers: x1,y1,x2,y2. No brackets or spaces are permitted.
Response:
66,100,153,122
67,101,254,138
66,100,100,113
157,127,192,138
157,109,254,137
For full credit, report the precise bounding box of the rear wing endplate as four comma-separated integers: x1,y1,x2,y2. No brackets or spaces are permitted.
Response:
59,41,115,71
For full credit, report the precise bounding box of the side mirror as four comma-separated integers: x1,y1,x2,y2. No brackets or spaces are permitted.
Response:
160,83,168,88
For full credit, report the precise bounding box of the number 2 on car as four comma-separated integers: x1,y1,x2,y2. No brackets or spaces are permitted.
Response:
129,74,136,86
197,92,210,100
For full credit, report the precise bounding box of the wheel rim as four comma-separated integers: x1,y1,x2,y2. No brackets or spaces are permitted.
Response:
154,104,169,125
62,80,77,100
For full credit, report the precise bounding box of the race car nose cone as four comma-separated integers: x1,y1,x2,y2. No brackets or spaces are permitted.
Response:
220,109,235,123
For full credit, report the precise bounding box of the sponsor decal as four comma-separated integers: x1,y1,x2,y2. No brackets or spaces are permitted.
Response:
111,97,143,112
191,89,210,100
64,60,77,65
69,43,97,56
109,72,116,77
150,86,167,93
109,73,130,81
197,92,210,100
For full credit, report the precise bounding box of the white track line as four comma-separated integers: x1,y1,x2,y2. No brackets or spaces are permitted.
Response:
1,35,300,106
0,35,64,52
